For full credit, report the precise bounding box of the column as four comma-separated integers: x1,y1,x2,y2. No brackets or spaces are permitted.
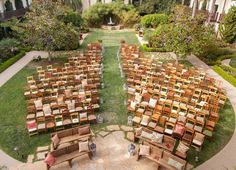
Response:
10,0,16,10
21,0,27,8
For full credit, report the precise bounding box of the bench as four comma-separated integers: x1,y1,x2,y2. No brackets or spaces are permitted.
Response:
46,142,92,170
137,141,163,163
157,151,187,170
50,124,92,150
134,127,176,152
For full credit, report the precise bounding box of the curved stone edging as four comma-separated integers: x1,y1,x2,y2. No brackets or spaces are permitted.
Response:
188,54,236,170
221,59,231,67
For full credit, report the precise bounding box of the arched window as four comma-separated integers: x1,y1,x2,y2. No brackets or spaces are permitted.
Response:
4,0,13,11
15,0,24,9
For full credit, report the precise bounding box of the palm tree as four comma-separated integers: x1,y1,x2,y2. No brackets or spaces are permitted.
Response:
192,0,198,18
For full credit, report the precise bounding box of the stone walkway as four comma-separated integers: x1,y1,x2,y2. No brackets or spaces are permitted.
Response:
221,59,231,67
187,55,236,170
17,125,158,170
0,51,49,87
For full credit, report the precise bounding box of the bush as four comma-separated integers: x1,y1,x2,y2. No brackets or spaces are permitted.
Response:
215,54,236,65
213,65,236,87
220,6,236,44
0,38,20,64
199,47,233,65
83,2,136,27
0,50,25,73
141,44,167,52
120,9,140,28
219,64,236,78
58,11,83,28
140,14,168,28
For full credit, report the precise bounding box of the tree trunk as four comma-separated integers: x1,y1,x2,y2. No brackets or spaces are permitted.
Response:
182,0,185,5
207,0,216,25
48,51,52,62
192,0,198,18
139,0,142,6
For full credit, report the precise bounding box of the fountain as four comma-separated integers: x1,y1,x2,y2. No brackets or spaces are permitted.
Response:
101,15,123,30
107,17,115,26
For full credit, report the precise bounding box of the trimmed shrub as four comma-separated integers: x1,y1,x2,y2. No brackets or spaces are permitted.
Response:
141,44,166,52
213,65,236,87
120,9,140,28
140,14,168,28
199,47,233,65
215,54,236,65
0,50,25,73
58,11,83,28
0,38,20,64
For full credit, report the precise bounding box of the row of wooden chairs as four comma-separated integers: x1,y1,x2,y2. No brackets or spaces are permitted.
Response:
120,43,226,152
26,43,103,135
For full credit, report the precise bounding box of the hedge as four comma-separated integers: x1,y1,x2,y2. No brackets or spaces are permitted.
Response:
0,50,26,73
213,65,236,87
215,54,236,65
140,14,168,28
219,64,236,78
141,44,167,52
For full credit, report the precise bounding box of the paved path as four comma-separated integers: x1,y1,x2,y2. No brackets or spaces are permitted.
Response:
0,34,89,169
0,150,23,170
0,51,48,88
221,59,231,67
187,55,236,170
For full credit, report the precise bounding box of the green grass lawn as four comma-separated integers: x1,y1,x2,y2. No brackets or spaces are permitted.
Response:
82,29,140,125
0,29,234,168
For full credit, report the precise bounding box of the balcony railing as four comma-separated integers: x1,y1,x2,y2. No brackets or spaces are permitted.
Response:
0,8,27,21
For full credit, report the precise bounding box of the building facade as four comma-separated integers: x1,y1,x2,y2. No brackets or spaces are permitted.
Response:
189,0,236,22
82,0,129,11
0,0,31,21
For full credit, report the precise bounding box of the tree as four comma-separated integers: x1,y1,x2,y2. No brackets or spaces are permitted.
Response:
192,0,198,18
63,0,82,12
137,0,181,15
220,6,236,44
10,0,80,61
149,5,218,58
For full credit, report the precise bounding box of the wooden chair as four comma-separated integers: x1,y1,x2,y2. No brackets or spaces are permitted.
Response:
185,118,195,130
154,116,167,134
71,112,80,126
45,116,55,131
192,132,205,150
27,119,38,136
179,104,188,116
55,115,64,131
79,112,88,124
182,128,194,146
37,117,46,133
164,122,175,136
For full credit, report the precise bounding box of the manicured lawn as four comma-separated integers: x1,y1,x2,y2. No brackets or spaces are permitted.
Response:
0,29,234,168
82,29,140,125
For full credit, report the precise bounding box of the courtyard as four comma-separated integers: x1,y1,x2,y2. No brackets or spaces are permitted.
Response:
0,1,236,170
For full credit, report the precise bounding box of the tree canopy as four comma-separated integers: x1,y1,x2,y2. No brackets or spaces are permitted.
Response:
9,0,80,51
220,6,236,44
148,5,219,57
